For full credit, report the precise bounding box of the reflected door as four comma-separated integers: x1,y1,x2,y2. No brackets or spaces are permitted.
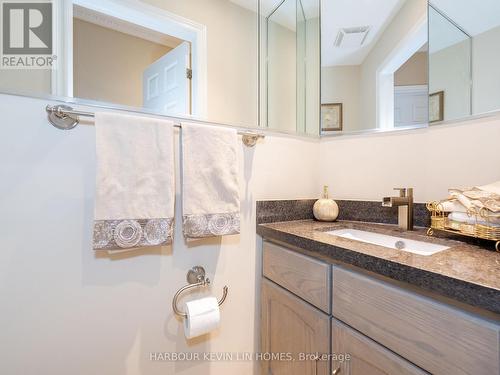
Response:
143,41,191,115
394,86,428,127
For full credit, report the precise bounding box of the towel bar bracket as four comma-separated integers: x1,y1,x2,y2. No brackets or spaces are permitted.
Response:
47,105,79,130
172,266,228,318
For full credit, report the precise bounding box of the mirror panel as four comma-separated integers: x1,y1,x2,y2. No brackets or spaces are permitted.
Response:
0,0,259,128
321,0,428,134
429,4,471,122
429,0,500,123
260,0,320,136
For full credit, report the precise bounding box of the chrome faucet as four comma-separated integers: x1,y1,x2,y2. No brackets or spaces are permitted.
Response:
382,188,414,230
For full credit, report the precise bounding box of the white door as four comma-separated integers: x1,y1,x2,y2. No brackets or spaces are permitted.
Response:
394,85,428,127
143,41,191,115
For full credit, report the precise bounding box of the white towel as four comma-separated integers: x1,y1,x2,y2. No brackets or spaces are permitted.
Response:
449,181,500,213
181,123,240,239
448,212,500,227
438,199,467,213
93,112,175,250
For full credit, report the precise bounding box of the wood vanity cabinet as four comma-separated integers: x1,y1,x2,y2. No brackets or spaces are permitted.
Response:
331,319,428,375
261,240,500,375
261,279,330,375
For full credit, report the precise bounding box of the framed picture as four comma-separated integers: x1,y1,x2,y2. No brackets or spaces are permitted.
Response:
321,103,343,131
429,91,444,123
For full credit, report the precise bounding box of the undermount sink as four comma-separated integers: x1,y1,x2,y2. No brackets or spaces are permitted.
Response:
325,229,450,256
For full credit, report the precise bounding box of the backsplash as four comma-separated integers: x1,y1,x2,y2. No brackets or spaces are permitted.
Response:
256,199,316,224
257,199,430,227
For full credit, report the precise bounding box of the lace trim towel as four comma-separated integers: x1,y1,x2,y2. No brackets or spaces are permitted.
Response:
183,213,240,238
93,218,174,250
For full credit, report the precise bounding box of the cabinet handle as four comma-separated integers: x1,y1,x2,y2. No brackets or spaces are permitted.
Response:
313,355,319,375
332,367,341,375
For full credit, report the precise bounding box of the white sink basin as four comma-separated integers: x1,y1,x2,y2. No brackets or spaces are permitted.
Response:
325,229,449,256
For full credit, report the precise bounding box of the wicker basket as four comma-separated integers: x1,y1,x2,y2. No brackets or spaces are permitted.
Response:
426,201,500,252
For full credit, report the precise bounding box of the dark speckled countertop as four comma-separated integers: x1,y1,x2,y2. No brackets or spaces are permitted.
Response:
257,220,500,314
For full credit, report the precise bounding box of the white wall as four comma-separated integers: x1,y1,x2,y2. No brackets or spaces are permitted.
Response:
0,93,319,375
319,115,500,203
2,92,500,375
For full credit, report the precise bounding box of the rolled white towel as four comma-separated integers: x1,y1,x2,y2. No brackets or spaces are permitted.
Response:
438,199,467,213
448,211,500,227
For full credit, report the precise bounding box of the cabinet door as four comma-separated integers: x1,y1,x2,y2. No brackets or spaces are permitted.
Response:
331,319,428,375
261,279,330,375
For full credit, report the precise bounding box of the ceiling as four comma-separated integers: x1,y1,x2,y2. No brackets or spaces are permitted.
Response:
73,5,183,48
429,0,500,53
431,0,500,36
428,6,468,54
322,0,405,67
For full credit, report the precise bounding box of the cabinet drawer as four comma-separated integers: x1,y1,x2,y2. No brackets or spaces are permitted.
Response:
332,318,428,375
332,266,500,375
263,241,330,313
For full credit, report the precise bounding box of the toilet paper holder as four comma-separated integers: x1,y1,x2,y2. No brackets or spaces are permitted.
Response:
172,266,228,318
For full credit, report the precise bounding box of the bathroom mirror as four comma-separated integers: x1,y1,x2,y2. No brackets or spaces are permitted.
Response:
0,0,259,128
429,0,500,124
321,0,428,135
259,0,320,136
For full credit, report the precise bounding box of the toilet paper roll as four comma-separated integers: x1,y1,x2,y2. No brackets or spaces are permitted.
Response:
183,296,220,339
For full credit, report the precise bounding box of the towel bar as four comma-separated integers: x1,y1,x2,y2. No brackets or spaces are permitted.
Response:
46,104,265,147
172,266,228,318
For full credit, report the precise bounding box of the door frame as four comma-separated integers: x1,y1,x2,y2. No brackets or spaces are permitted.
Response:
54,0,207,118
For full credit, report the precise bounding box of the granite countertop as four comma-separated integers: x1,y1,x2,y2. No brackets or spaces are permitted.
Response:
257,219,500,314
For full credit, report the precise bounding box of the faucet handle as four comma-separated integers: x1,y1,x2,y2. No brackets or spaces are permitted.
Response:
393,188,407,197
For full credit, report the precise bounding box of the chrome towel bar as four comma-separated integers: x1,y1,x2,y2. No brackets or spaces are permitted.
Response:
46,104,264,147
172,266,228,318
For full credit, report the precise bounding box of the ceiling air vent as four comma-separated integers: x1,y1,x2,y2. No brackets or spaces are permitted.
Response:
334,26,371,48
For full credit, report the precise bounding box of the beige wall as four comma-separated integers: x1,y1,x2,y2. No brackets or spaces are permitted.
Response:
144,0,258,128
321,65,361,132
429,39,471,121
305,17,321,136
360,0,427,130
1,1,259,128
322,0,427,132
472,25,500,115
395,52,428,86
267,21,296,133
74,19,172,108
